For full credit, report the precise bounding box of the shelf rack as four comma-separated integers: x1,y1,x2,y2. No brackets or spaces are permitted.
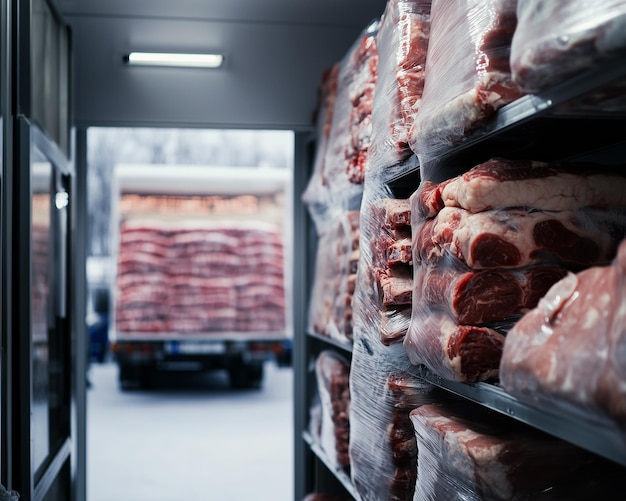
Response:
296,50,626,501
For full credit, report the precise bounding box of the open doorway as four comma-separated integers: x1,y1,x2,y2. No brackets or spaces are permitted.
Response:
84,127,295,501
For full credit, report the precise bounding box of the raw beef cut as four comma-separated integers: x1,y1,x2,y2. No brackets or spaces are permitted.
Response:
415,264,567,325
427,157,626,216
500,239,626,429
410,403,626,500
414,206,626,269
403,309,505,382
511,0,626,93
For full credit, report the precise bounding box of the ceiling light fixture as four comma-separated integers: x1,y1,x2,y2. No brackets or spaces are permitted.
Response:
124,52,224,68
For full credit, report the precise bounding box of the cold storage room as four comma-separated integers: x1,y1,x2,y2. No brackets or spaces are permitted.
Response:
2,0,626,500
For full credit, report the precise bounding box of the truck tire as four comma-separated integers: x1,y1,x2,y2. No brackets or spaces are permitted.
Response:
119,364,153,390
229,362,264,390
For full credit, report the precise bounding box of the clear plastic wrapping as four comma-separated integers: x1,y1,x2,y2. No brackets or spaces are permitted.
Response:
404,157,626,382
500,238,626,437
349,340,439,501
408,0,524,170
410,402,626,500
307,209,360,343
314,350,351,469
303,21,378,236
510,0,626,94
369,0,431,171
349,162,438,500
302,63,341,233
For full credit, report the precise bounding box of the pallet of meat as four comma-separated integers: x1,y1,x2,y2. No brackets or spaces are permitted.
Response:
410,402,626,500
308,210,360,343
404,157,626,383
408,0,524,172
510,0,626,96
368,0,431,171
314,350,351,470
500,238,626,442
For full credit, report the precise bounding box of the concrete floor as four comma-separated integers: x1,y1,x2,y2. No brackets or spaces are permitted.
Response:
87,361,294,501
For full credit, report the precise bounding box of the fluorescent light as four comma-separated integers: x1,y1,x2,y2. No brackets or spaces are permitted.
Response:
125,52,224,68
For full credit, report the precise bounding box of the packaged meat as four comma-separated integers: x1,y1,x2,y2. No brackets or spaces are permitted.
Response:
410,403,626,500
511,0,626,94
404,158,626,382
349,159,435,500
414,264,567,325
307,210,360,343
409,0,524,170
414,206,626,270
349,339,439,501
358,195,413,346
416,157,626,217
321,22,378,192
302,63,340,233
369,0,431,171
115,220,286,334
315,350,351,469
404,308,505,382
500,238,626,434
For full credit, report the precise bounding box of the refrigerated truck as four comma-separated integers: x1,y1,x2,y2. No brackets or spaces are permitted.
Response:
109,164,293,389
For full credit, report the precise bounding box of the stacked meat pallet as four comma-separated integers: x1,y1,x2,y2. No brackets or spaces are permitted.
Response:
115,220,286,335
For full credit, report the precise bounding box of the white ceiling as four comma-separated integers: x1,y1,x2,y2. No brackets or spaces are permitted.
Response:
52,0,387,131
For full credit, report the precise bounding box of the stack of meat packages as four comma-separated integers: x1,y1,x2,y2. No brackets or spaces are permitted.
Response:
349,194,430,501
346,4,439,499
404,157,626,383
308,211,360,343
368,0,431,170
115,221,286,334
314,350,351,470
349,341,440,501
408,0,524,173
409,401,626,500
305,22,379,343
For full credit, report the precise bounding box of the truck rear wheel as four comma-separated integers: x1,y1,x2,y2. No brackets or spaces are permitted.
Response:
119,363,153,390
229,362,264,390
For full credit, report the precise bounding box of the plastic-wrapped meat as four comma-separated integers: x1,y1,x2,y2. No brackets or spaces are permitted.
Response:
500,239,626,430
368,0,431,170
410,403,626,500
511,0,626,94
345,35,377,185
315,351,351,469
409,0,524,167
308,211,360,342
403,309,505,382
415,264,567,325
414,206,626,269
416,157,626,217
302,63,340,233
349,340,439,501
